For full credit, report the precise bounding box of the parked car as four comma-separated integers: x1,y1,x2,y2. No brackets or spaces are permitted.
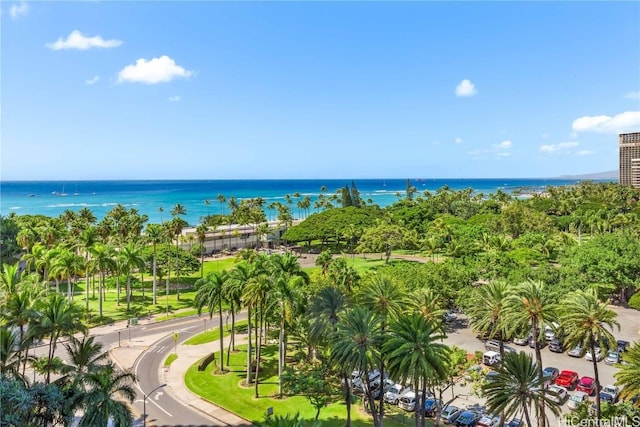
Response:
547,385,568,404
372,378,395,398
424,398,442,417
568,345,584,358
384,384,408,404
548,339,565,353
529,339,545,349
513,334,531,346
506,419,523,427
441,405,462,424
617,340,630,353
484,371,500,383
477,414,501,427
585,348,603,362
576,376,596,395
600,385,620,403
398,391,418,412
542,367,560,382
483,351,501,366
568,391,589,410
484,340,502,352
605,351,620,365
503,345,517,354
456,410,481,427
555,370,579,389
544,325,558,341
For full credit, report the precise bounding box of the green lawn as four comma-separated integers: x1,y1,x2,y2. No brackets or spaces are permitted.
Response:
184,320,248,345
164,353,178,367
184,334,420,427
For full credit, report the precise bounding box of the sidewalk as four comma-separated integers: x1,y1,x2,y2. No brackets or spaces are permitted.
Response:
105,316,252,426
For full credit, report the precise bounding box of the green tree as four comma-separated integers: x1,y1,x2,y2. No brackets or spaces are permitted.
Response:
558,289,619,419
614,341,640,406
78,363,136,427
467,281,512,356
385,313,449,427
482,351,560,427
145,223,167,305
195,270,228,371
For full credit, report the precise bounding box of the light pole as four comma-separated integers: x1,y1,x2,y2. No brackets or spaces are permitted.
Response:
143,383,166,427
202,318,207,333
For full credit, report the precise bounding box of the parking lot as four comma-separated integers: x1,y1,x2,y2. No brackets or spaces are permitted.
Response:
436,305,640,422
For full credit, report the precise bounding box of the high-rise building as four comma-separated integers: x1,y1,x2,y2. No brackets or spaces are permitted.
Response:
619,132,640,188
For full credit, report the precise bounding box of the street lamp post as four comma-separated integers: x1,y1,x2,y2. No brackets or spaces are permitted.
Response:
202,318,207,333
143,383,166,427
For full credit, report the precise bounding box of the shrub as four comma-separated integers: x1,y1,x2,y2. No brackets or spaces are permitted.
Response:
627,292,640,311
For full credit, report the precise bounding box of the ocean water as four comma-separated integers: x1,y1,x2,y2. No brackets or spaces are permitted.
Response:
0,178,596,226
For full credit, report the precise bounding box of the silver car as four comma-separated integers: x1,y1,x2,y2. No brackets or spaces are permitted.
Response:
441,405,462,424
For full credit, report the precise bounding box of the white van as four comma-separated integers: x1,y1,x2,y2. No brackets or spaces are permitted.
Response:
483,351,501,366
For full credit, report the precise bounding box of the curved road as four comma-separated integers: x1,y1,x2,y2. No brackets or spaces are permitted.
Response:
94,314,239,427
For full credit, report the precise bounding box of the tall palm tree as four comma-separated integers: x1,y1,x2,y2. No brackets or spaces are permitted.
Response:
50,248,84,300
196,223,209,278
242,271,272,397
269,252,310,397
614,340,640,406
89,243,116,320
119,241,145,313
145,223,167,305
3,289,37,375
331,307,383,427
168,215,188,301
385,313,449,427
504,280,557,427
482,351,560,427
359,273,406,419
558,289,619,419
76,226,98,313
195,271,228,371
78,363,137,427
0,325,24,380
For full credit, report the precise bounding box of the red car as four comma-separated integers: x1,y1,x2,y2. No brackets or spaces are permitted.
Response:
576,376,596,395
555,370,579,389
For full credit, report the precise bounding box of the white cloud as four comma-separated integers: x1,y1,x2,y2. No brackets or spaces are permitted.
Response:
85,76,100,85
625,91,640,99
117,55,192,84
572,111,640,133
495,140,512,150
455,137,462,144
168,95,180,102
539,141,579,153
577,150,595,156
46,30,122,50
10,1,29,19
455,79,477,97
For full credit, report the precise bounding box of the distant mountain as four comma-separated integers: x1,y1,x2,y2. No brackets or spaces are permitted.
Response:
558,170,618,180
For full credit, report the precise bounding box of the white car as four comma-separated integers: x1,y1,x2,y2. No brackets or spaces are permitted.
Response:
585,348,603,362
398,391,417,412
567,391,589,410
513,335,531,346
384,383,407,404
477,414,501,427
547,385,568,404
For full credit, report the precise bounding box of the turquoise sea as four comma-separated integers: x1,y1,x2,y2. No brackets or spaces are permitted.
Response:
0,178,603,226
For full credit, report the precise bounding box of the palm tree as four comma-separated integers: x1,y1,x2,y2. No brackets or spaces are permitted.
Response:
0,325,24,380
119,241,145,313
504,280,558,427
558,289,619,419
467,281,512,356
62,335,109,389
146,223,167,305
269,252,310,397
76,227,98,313
614,340,640,406
242,268,272,397
315,250,333,275
89,243,116,320
78,363,136,427
359,273,406,419
331,307,383,427
195,270,228,371
30,293,87,383
3,289,37,376
482,351,560,427
168,213,188,301
196,223,209,278
385,313,449,427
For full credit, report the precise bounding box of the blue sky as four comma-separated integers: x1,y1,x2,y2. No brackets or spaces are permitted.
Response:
2,1,639,180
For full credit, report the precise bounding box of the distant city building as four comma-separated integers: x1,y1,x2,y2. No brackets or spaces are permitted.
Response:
619,132,640,188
